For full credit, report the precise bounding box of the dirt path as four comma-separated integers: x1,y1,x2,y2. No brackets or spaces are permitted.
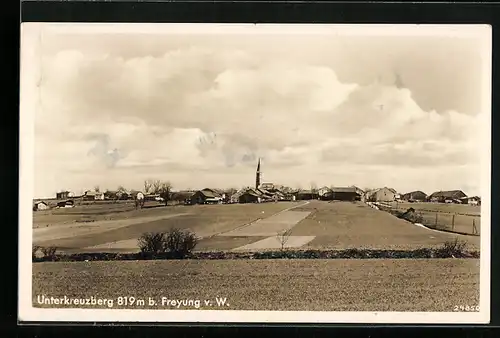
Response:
217,201,310,237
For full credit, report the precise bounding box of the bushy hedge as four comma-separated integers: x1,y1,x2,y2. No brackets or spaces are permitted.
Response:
32,240,479,262
137,229,198,258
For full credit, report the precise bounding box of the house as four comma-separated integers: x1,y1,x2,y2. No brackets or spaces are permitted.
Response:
318,186,332,200
171,191,195,203
83,190,104,201
460,196,481,206
428,190,467,203
190,188,224,205
56,191,71,200
229,188,247,204
33,201,49,211
257,188,274,201
401,191,427,202
365,187,397,202
469,196,481,206
330,187,362,201
144,193,161,202
271,190,286,201
102,190,129,200
295,190,319,200
239,190,261,203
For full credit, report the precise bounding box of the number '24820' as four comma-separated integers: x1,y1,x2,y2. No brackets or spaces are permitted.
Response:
454,305,479,312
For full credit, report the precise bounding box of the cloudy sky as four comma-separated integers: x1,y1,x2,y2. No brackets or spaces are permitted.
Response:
26,24,490,198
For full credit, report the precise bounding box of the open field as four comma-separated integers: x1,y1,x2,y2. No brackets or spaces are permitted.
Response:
33,200,481,253
288,201,480,250
33,201,304,252
32,259,480,312
389,201,481,216
386,202,481,236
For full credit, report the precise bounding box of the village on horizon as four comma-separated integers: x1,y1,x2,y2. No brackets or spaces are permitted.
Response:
33,158,482,211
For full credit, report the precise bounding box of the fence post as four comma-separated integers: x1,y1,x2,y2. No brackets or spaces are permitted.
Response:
452,214,455,231
435,212,438,227
473,218,477,235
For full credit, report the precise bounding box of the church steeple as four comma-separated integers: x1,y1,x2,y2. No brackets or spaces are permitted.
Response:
255,158,261,189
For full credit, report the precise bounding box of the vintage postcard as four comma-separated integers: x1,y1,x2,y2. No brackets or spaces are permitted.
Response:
19,23,491,324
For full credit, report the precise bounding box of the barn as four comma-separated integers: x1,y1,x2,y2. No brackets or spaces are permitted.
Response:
295,190,319,200
239,190,261,203
429,190,467,203
330,187,362,201
401,191,427,202
190,188,223,204
171,191,195,204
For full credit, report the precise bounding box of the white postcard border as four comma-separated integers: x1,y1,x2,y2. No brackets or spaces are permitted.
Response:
18,23,492,324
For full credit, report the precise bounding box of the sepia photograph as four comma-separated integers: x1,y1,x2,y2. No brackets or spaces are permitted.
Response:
19,23,491,324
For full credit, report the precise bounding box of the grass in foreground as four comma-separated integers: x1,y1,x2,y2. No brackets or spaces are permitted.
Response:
32,258,480,312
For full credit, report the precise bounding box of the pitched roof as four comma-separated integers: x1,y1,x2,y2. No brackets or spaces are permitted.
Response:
201,188,223,197
331,187,358,193
402,191,427,198
241,191,261,197
429,190,466,199
198,190,218,198
366,187,396,196
171,191,195,199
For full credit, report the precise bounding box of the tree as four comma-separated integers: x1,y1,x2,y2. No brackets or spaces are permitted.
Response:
94,185,100,193
117,185,127,193
159,181,172,206
151,180,162,194
144,180,153,194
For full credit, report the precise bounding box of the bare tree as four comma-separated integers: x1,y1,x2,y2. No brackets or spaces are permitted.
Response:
151,180,162,194
159,181,172,206
94,185,100,193
117,185,127,193
225,188,237,202
276,228,293,251
310,182,318,191
310,182,318,199
144,180,153,194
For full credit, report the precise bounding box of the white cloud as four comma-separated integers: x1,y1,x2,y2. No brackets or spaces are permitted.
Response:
32,34,485,198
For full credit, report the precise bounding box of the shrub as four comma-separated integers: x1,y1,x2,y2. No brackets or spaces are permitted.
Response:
138,229,198,258
436,238,468,258
138,232,167,255
41,246,57,260
32,245,41,260
165,228,198,258
398,207,423,223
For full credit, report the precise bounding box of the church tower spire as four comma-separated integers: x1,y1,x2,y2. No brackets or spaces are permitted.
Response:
255,158,261,189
